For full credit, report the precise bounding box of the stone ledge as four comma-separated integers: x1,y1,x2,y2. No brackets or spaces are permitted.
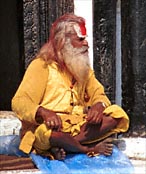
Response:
130,159,146,174
0,111,21,136
0,111,17,119
122,137,146,160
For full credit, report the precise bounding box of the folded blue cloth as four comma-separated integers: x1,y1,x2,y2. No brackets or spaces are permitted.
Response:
0,135,134,174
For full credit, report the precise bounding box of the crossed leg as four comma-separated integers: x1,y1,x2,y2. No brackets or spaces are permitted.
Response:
49,116,121,160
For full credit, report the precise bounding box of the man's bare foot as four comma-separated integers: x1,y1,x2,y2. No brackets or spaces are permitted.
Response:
93,138,114,156
50,147,66,160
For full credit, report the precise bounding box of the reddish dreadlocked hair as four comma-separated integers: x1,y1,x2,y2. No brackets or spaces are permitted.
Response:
36,13,86,70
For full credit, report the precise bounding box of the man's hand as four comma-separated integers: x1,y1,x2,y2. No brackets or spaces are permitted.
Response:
86,102,106,124
36,106,62,131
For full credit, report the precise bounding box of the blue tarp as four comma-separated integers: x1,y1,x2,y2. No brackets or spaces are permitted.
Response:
0,135,134,174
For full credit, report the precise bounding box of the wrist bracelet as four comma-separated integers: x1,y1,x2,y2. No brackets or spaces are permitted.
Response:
101,102,106,108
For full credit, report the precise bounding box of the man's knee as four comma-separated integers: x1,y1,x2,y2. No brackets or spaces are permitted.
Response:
102,115,122,127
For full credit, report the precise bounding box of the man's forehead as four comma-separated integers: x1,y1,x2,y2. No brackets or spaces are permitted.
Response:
73,23,87,38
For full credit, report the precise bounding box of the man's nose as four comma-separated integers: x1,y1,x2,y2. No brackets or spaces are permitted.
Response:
82,39,88,46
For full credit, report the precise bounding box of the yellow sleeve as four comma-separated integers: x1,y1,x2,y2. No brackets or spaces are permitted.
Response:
11,58,48,124
103,104,129,132
86,69,111,107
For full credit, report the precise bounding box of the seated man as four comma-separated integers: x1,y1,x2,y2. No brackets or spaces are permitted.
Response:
12,13,129,160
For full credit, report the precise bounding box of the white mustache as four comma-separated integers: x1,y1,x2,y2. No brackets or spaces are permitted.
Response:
74,46,89,56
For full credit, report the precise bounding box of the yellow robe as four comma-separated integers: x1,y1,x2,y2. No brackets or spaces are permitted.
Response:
12,58,129,155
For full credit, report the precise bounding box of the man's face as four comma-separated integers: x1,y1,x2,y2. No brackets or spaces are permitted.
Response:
62,33,90,84
70,34,89,49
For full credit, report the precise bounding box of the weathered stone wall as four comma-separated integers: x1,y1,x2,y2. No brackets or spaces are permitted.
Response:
0,0,24,110
93,0,116,104
121,0,146,133
93,0,146,135
23,0,74,68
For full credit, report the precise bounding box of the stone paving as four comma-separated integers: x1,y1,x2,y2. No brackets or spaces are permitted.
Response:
123,138,146,174
0,111,146,174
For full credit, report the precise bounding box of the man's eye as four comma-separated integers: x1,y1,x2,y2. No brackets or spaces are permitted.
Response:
79,37,85,41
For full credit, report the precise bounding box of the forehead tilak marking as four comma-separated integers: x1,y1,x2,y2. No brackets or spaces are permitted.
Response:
73,23,87,37
79,23,86,36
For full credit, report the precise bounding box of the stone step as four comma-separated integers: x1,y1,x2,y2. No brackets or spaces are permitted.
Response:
0,111,21,136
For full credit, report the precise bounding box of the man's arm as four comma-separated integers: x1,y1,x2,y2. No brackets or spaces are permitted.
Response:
11,58,48,124
86,69,111,107
85,70,111,124
35,106,62,131
86,102,106,124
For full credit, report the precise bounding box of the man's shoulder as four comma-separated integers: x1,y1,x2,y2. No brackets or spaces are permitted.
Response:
25,58,49,77
31,57,46,66
31,58,58,69
27,58,47,70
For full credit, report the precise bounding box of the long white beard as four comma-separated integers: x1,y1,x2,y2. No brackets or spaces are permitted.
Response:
62,39,90,84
